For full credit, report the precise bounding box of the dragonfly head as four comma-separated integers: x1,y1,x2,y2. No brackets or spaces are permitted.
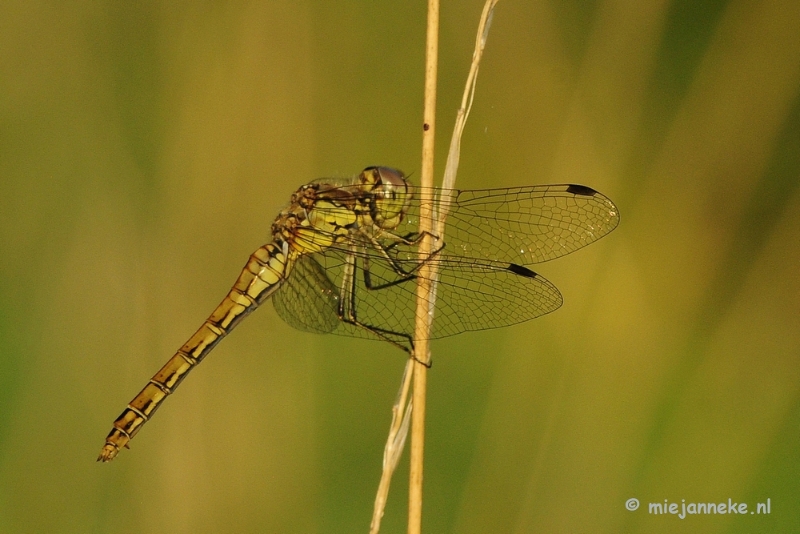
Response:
360,166,412,229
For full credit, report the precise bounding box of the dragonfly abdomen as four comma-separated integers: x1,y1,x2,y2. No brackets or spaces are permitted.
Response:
98,241,295,462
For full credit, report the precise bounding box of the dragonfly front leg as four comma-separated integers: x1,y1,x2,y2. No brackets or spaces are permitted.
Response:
365,230,444,280
377,229,439,248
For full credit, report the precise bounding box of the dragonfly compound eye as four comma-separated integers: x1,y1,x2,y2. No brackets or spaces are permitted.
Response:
362,166,412,229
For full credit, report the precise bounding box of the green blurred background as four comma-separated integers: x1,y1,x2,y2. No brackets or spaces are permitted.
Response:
2,1,799,532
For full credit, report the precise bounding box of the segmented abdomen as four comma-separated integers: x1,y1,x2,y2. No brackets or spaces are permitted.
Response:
98,240,294,461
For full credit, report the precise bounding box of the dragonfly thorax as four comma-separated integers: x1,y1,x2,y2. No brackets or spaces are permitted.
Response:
272,182,361,254
271,167,412,255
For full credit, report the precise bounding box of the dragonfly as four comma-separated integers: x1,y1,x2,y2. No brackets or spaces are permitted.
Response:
98,166,619,462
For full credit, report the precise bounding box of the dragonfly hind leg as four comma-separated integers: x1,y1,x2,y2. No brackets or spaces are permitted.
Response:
336,309,431,368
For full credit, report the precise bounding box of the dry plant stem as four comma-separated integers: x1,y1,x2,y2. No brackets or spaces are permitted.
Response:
439,0,498,199
370,1,498,532
369,359,414,534
429,0,499,323
408,0,440,532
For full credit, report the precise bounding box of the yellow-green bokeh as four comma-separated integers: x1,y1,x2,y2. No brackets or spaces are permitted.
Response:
1,1,799,533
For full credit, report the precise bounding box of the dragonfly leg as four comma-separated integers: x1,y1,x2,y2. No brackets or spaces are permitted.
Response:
338,303,415,353
362,256,417,291
336,305,431,368
356,268,433,367
366,232,445,279
336,250,431,366
332,243,433,366
360,230,445,291
378,229,439,248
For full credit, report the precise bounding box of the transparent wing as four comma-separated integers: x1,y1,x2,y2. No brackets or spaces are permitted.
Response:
428,184,619,264
273,255,340,334
274,249,562,347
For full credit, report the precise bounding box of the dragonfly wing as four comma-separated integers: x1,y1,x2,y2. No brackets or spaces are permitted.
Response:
430,256,563,337
390,184,620,266
273,254,340,334
295,249,413,344
308,249,562,342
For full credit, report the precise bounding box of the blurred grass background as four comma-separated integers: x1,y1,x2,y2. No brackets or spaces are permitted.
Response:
1,1,799,532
